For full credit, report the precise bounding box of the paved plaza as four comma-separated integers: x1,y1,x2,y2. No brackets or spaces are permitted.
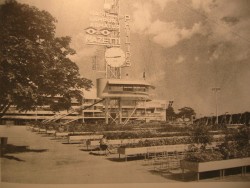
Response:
1,125,250,185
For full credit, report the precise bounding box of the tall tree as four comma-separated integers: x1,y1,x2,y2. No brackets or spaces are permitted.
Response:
0,0,92,118
166,106,175,122
177,107,196,120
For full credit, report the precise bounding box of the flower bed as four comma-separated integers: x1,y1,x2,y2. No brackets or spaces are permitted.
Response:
180,157,250,181
86,136,190,149
104,131,189,140
117,135,225,149
180,125,250,180
118,144,190,161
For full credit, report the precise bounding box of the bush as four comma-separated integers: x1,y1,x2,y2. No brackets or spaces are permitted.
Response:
185,150,223,162
189,124,213,150
218,125,250,159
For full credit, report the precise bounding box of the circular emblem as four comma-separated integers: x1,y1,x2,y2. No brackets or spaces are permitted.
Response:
105,48,125,67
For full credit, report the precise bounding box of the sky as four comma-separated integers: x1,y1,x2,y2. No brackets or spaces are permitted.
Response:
17,0,250,116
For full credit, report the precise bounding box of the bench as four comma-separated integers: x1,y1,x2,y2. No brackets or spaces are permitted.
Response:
55,132,69,138
46,130,56,135
32,127,39,132
68,135,103,144
38,128,46,133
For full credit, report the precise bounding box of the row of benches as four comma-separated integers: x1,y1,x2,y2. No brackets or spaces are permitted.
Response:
28,126,104,144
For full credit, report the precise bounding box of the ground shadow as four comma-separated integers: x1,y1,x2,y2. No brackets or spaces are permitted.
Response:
2,144,48,155
148,168,249,182
2,155,25,162
148,169,197,182
106,155,145,162
89,152,106,156
41,135,54,137
80,147,99,152
80,149,93,152
106,157,126,162
49,138,67,142
62,142,81,144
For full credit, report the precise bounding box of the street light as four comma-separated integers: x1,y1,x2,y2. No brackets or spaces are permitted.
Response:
212,87,221,124
223,112,229,125
210,113,214,125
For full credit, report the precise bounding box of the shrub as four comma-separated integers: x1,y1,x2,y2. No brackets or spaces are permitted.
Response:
185,150,223,162
189,123,213,150
218,125,250,159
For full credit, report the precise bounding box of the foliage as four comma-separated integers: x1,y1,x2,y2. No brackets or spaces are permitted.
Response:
189,124,213,150
65,123,135,133
120,137,193,148
166,106,176,121
185,125,250,162
185,150,223,162
218,125,250,159
157,124,188,133
176,107,196,119
234,126,250,148
0,0,92,117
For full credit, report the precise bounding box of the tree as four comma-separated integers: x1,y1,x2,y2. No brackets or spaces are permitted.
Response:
0,0,93,118
166,106,175,122
177,107,196,120
190,123,213,150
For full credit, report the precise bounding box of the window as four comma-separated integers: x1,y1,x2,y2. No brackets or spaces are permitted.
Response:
123,86,133,91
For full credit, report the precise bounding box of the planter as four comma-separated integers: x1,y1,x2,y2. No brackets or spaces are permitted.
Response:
86,136,184,148
38,128,46,133
68,134,103,144
33,127,39,132
118,144,189,161
55,132,69,138
46,130,56,134
180,157,250,181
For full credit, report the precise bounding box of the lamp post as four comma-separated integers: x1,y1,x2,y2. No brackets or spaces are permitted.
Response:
212,87,221,125
224,112,229,125
210,113,214,125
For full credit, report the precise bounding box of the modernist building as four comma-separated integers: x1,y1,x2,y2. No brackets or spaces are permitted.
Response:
0,86,167,125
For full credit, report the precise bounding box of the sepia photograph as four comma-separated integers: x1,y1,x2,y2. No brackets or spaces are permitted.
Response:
0,0,250,187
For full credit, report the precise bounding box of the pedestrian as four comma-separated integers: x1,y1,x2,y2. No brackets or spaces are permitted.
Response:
100,135,110,155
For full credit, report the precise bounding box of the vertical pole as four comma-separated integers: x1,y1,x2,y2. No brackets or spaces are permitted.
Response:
119,67,122,79
212,87,221,125
35,106,38,124
118,98,122,124
82,111,85,123
215,90,218,124
105,98,109,124
105,63,108,79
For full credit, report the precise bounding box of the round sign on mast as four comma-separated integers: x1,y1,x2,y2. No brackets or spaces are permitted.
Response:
105,47,125,67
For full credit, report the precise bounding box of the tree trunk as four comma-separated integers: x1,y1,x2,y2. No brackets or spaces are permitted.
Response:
0,102,8,112
0,103,11,119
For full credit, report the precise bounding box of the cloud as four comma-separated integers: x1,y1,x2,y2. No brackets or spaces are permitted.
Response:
221,16,240,26
131,1,203,48
148,20,202,48
191,0,217,13
199,0,250,63
176,55,185,64
195,56,199,61
69,32,97,62
208,43,225,62
132,2,152,33
151,0,177,10
147,70,166,84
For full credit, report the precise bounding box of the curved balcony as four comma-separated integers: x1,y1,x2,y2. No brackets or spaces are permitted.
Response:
96,78,154,100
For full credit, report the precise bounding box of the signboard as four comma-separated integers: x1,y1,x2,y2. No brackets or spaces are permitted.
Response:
85,10,120,47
